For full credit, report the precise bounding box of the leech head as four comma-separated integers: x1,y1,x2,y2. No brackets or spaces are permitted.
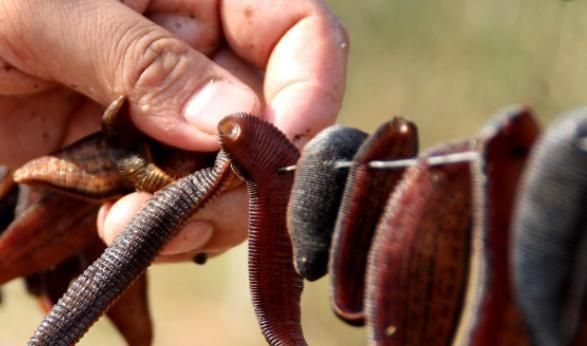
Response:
218,116,242,142
218,113,299,180
102,95,126,125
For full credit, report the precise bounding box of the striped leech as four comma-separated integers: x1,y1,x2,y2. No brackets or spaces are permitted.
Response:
17,96,230,345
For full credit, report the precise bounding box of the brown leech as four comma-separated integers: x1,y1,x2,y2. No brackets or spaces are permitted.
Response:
329,118,418,326
14,96,217,200
365,141,473,346
454,108,538,345
218,114,307,346
101,96,174,192
287,125,367,281
0,187,99,284
27,152,232,346
13,133,128,201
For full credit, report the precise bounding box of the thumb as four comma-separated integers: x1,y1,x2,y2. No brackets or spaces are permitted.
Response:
0,0,259,151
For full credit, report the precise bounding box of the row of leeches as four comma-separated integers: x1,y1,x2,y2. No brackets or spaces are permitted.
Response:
3,99,586,345
275,105,586,346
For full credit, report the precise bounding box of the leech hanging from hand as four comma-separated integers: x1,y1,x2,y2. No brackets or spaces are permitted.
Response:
218,114,308,346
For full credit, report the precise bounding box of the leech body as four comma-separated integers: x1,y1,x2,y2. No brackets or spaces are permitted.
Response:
219,114,307,346
513,109,587,346
25,240,153,346
28,152,231,346
288,125,367,281
102,96,174,192
329,118,418,326
0,187,99,284
454,107,538,346
13,133,127,201
366,141,473,346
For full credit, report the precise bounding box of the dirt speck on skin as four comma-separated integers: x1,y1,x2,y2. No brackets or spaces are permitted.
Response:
244,6,253,19
293,128,312,142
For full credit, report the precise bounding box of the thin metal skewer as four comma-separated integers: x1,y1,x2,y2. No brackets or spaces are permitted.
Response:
278,151,480,173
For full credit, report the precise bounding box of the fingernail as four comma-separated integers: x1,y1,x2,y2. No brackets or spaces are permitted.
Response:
184,79,258,134
161,220,214,255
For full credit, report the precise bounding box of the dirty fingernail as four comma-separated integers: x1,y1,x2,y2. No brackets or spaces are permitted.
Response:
161,220,214,255
184,79,258,135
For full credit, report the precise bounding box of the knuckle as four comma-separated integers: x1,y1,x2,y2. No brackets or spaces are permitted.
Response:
122,34,191,94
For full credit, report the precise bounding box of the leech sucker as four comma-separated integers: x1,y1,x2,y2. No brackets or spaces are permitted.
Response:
219,114,307,346
27,152,232,346
287,125,367,281
365,141,473,346
102,96,174,192
329,118,418,326
13,133,127,201
513,108,587,346
454,107,539,346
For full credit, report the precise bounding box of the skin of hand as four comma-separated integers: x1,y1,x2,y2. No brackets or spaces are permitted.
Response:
0,0,348,261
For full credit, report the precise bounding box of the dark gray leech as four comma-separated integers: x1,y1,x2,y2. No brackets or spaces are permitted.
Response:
513,109,587,346
287,125,367,281
27,152,231,346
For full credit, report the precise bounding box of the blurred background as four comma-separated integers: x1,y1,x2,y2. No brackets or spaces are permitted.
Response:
2,0,587,345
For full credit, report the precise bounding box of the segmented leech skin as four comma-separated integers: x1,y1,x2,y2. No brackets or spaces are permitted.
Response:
287,125,368,281
513,109,587,346
27,152,232,346
454,107,538,346
365,141,473,346
0,187,99,284
329,118,418,326
102,96,174,192
81,240,153,346
25,240,153,346
13,133,126,201
218,114,307,346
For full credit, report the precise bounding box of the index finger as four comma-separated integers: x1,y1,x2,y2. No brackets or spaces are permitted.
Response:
220,0,349,147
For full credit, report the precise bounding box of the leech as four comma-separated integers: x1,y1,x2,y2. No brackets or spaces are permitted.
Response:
27,152,232,346
13,133,128,201
0,188,99,284
218,114,307,346
454,107,538,345
102,96,174,192
329,118,418,326
287,125,367,281
278,151,479,172
512,108,587,346
365,141,473,346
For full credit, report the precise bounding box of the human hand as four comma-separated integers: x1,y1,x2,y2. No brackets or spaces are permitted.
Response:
0,0,348,261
